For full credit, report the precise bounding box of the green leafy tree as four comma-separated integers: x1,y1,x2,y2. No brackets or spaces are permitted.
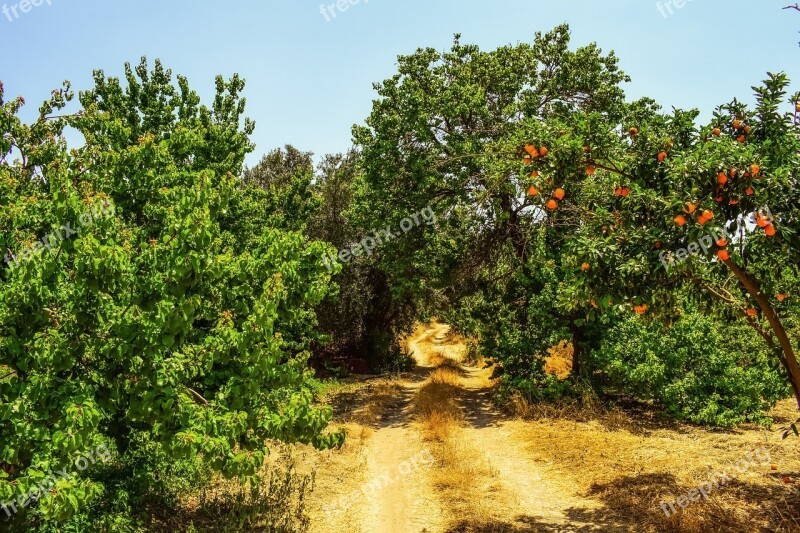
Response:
0,59,341,527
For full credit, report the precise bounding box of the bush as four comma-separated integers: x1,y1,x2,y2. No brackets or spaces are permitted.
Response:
590,309,789,426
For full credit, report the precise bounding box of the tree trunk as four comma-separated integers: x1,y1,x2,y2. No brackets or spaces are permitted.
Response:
724,258,800,409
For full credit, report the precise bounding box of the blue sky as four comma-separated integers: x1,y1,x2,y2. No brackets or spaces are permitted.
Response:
1,1,798,166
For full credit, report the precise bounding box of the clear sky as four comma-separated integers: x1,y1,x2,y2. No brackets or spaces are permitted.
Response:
1,1,798,166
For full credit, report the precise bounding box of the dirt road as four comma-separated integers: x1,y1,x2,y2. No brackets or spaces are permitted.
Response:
307,324,613,533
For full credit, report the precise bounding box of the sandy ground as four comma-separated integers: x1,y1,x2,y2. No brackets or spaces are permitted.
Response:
304,324,614,533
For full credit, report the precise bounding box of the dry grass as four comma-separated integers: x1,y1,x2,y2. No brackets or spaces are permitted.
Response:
509,397,800,532
412,352,503,529
543,340,574,379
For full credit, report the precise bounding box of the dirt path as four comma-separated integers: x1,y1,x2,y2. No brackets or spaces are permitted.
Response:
308,324,615,532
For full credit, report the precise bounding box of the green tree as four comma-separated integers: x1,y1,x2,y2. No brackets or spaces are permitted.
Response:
0,59,341,527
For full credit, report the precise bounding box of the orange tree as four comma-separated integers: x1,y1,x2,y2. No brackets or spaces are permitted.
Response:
517,72,800,406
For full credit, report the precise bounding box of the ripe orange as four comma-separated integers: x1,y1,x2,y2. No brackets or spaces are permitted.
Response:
553,188,565,200
750,164,760,175
581,262,590,272
737,135,746,143
546,199,558,210
523,155,532,164
621,187,631,197
539,146,549,157
714,196,723,203
586,166,596,175
717,249,730,261
777,293,788,302
525,144,539,157
796,103,800,113
771,464,778,471
729,199,739,205
657,151,668,162
701,210,714,221
717,173,728,185
747,308,759,317
765,224,776,237
684,202,697,214
717,238,727,247
745,187,754,196
733,119,743,129
756,217,769,228
527,186,540,196
655,241,662,249
531,171,540,178
629,127,639,135
674,214,687,226
614,187,623,197
712,127,721,136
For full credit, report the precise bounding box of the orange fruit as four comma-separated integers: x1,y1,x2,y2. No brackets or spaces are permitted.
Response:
586,165,596,175
756,217,768,228
674,214,687,226
701,210,714,221
783,476,792,484
744,126,752,134
629,127,639,135
765,224,776,237
747,308,759,317
750,164,760,175
733,119,743,129
712,127,721,136
527,186,539,196
729,199,739,205
523,155,532,164
539,146,548,157
777,294,787,302
717,238,727,247
553,188,565,200
583,145,591,152
717,173,728,185
525,144,539,157
714,196,723,203
655,241,662,249
737,135,746,143
581,262,590,272
796,103,800,112
684,202,697,214
745,187,754,196
717,250,730,261
546,199,558,210
771,464,778,471
657,151,668,162
614,187,623,197
530,171,540,178
621,187,631,197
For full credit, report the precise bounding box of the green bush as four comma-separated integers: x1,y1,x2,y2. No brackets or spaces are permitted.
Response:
590,309,789,426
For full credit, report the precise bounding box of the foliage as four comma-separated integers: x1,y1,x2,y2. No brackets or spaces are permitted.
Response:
591,308,788,426
0,59,341,528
